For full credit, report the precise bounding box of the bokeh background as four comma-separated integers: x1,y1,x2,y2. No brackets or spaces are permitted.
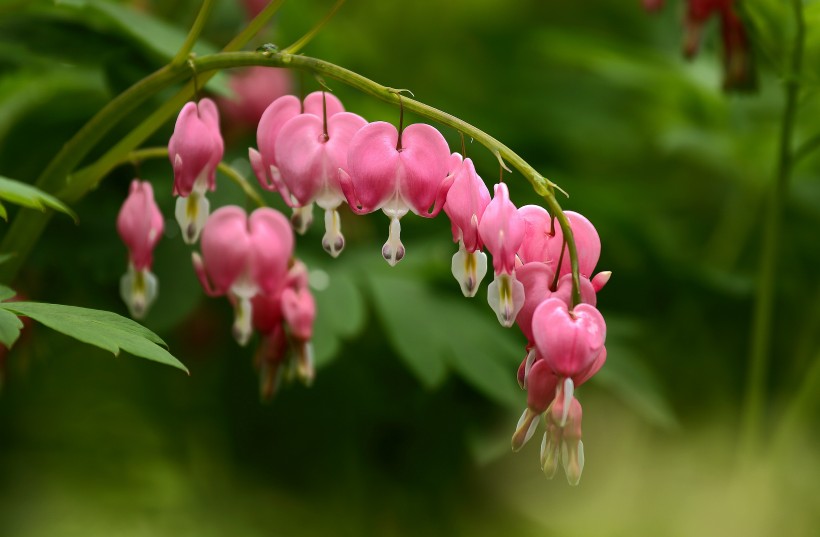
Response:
1,0,819,535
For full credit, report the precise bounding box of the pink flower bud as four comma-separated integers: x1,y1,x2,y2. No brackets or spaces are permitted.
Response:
117,180,164,272
339,121,452,266
169,98,223,198
479,183,524,276
443,154,490,252
168,98,224,244
116,180,164,319
479,183,526,326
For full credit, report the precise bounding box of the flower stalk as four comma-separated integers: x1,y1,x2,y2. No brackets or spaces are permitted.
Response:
739,0,804,460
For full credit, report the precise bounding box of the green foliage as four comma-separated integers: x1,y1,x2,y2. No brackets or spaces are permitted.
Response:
0,176,77,222
53,0,230,94
0,298,187,373
369,273,521,409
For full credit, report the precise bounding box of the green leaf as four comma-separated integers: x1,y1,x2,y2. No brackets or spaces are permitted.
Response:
0,200,5,221
369,274,522,408
0,253,16,266
54,0,229,95
0,302,188,373
0,284,15,301
312,266,366,368
0,176,78,222
0,307,22,349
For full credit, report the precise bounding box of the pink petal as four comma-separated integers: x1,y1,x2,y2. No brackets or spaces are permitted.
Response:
199,206,253,295
275,112,366,207
302,91,345,118
532,298,606,379
517,204,554,265
343,121,402,213
397,123,451,217
478,183,524,275
527,359,559,414
255,95,301,170
248,208,294,295
443,156,491,251
514,262,556,344
549,211,601,279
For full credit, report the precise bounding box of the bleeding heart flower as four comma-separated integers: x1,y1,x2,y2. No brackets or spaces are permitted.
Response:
274,100,367,257
250,91,345,234
116,179,164,319
168,98,224,244
478,182,525,327
339,121,453,266
192,206,294,346
444,153,490,297
219,67,292,130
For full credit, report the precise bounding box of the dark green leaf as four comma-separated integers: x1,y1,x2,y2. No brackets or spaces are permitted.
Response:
0,176,77,222
312,266,365,367
369,274,522,407
0,302,188,373
0,307,22,349
54,0,229,95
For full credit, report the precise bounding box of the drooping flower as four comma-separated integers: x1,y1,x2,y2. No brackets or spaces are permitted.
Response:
478,182,525,326
443,154,491,297
280,266,316,383
250,91,345,234
116,179,164,319
274,97,367,257
192,206,294,346
339,121,453,266
532,297,606,419
541,394,585,485
168,98,224,244
646,0,755,92
252,260,317,399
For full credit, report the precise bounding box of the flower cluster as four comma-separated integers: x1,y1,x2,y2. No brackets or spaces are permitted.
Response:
643,0,755,91
115,77,611,481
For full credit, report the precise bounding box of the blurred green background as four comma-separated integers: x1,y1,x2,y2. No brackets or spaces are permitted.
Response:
1,0,819,535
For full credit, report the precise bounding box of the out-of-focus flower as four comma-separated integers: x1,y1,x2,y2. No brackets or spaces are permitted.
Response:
116,179,164,319
219,67,292,130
